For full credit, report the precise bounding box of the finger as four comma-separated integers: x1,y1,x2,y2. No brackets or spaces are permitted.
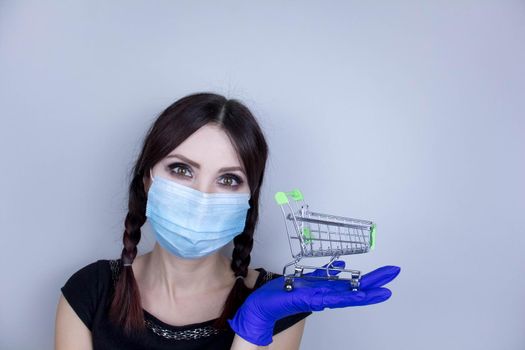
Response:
307,287,366,311
320,290,367,309
303,260,346,278
322,287,392,309
361,287,392,305
359,266,401,290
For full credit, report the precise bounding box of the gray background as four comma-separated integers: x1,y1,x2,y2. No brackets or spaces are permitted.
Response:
1,1,524,349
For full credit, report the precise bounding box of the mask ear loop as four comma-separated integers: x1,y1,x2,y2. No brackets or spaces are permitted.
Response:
149,168,155,182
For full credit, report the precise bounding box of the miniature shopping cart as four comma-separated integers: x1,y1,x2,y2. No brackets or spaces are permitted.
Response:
274,189,376,292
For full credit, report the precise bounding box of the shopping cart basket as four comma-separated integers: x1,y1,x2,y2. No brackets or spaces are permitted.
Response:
274,189,376,292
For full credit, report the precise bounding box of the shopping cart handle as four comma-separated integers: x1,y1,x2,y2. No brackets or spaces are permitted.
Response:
274,189,303,205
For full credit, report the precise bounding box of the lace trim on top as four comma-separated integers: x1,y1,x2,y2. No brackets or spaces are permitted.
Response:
108,259,271,340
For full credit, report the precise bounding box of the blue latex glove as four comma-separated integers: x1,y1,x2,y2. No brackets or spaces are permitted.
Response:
228,261,401,346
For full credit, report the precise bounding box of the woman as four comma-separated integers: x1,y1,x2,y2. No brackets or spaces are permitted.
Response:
55,92,400,349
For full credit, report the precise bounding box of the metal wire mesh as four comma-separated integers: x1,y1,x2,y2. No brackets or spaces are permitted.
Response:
288,209,373,258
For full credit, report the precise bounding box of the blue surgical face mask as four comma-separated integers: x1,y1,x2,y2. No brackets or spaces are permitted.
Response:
145,169,251,259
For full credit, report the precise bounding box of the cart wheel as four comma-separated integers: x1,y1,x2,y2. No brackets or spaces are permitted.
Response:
284,278,294,292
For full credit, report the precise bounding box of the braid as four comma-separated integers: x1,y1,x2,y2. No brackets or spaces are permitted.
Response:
121,208,143,265
108,174,147,336
231,231,253,278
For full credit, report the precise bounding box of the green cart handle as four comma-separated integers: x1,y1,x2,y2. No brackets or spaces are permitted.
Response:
370,223,376,250
274,189,303,205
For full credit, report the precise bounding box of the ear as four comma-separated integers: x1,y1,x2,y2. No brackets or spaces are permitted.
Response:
143,173,151,192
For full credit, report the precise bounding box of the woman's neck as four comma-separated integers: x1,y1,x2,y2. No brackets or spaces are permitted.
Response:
133,243,235,300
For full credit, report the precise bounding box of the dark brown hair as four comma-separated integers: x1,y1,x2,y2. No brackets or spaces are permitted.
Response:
108,92,269,336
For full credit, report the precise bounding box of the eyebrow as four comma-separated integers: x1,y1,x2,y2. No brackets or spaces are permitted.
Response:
166,154,246,176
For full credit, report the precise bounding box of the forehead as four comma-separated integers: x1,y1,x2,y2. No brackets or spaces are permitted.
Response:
167,123,244,170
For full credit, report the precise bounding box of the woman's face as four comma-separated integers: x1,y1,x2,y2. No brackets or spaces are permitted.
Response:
144,123,250,195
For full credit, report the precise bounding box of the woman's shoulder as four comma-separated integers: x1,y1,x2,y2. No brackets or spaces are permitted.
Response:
61,259,117,297
60,258,115,330
251,266,281,289
63,258,116,282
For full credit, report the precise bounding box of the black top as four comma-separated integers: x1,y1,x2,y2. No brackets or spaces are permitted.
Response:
61,259,312,349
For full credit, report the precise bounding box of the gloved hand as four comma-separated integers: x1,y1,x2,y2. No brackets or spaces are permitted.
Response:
228,261,401,346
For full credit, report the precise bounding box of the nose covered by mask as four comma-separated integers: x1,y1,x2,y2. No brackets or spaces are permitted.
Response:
145,169,251,259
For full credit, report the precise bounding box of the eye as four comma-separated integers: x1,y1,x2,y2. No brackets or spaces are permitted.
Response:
219,174,244,188
168,163,192,178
